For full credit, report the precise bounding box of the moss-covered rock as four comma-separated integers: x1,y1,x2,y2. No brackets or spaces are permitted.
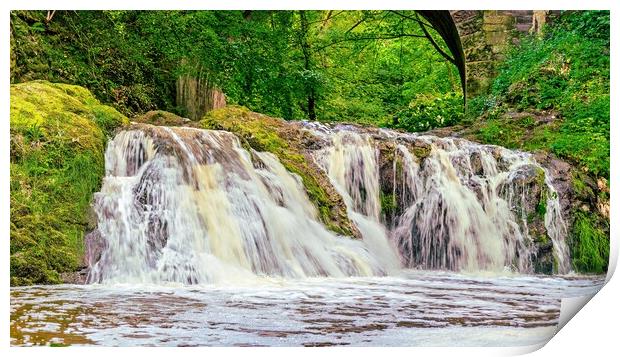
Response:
10,80,128,285
201,106,360,238
133,110,195,127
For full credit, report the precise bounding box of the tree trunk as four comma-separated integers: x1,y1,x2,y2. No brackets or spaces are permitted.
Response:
176,65,226,120
299,11,316,121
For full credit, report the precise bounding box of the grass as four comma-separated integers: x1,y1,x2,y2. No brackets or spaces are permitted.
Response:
570,212,609,273
10,80,128,285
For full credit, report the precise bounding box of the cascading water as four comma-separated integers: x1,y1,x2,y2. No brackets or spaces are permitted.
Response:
310,131,402,272
88,124,388,284
88,121,571,284
307,123,571,274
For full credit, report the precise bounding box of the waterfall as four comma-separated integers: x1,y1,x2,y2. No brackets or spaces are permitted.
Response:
307,123,570,274
88,124,386,284
312,131,401,272
88,122,571,284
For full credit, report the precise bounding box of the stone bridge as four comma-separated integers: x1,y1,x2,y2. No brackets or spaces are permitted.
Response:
419,10,560,99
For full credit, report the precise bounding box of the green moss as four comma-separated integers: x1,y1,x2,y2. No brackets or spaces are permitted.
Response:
571,170,595,199
570,212,609,273
535,168,548,217
10,80,128,285
411,145,431,159
201,106,357,237
380,192,397,217
535,233,549,245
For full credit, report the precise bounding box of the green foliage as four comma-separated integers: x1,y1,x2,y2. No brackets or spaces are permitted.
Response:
475,119,523,149
485,10,609,177
11,11,174,116
10,81,128,285
389,92,463,132
570,212,609,273
465,95,501,121
11,10,459,125
380,192,397,218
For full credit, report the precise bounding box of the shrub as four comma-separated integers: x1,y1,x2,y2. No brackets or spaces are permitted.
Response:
389,92,463,132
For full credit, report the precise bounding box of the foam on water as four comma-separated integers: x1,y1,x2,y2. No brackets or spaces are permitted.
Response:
10,272,604,346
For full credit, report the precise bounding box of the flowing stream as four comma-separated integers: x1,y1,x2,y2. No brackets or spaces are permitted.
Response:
10,122,605,346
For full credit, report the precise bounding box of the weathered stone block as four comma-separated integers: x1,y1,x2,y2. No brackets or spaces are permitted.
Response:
482,23,510,32
485,31,509,45
484,14,515,25
457,18,484,36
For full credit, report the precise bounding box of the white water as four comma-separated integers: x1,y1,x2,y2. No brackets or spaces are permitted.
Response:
10,272,604,346
88,124,389,284
88,122,571,284
308,124,571,274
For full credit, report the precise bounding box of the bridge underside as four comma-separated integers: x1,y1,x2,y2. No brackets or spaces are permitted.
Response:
418,10,555,100
417,11,467,99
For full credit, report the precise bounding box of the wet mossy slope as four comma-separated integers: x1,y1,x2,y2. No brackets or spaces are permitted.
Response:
10,80,128,286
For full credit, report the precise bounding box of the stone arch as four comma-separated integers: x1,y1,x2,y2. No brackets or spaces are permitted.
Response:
419,10,558,99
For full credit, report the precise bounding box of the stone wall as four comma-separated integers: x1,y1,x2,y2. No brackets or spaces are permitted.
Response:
450,10,560,98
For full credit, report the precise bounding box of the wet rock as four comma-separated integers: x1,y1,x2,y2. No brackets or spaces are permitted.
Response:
533,151,574,221
83,229,107,268
299,129,328,150
60,269,89,284
469,152,484,176
489,146,511,171
533,240,554,274
411,141,432,159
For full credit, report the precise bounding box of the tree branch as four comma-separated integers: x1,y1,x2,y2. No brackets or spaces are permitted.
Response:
316,33,426,52
345,16,366,34
45,10,56,23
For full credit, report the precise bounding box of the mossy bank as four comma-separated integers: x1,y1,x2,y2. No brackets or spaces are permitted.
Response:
10,81,128,285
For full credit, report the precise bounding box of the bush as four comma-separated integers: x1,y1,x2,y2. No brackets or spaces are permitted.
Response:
389,92,463,132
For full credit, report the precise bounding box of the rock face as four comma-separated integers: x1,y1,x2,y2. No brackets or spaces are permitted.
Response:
83,229,107,269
